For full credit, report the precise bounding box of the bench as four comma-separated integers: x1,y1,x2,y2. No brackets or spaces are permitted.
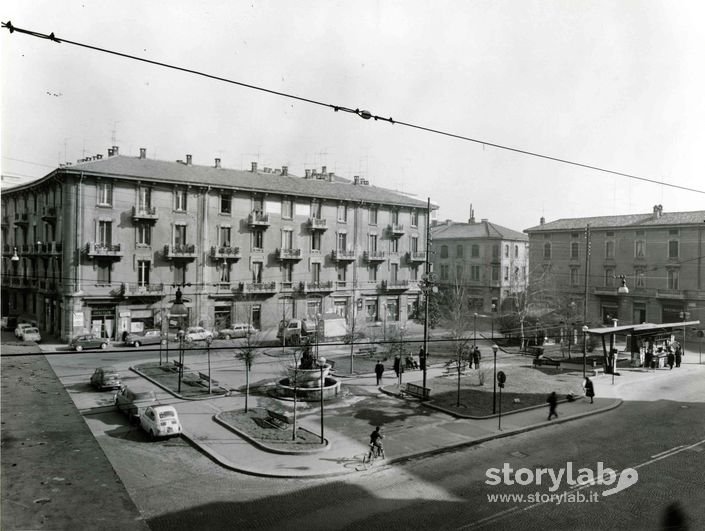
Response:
403,383,431,400
358,346,378,357
265,409,290,429
442,363,470,377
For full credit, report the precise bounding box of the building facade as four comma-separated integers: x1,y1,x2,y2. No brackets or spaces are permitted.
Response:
1,147,431,341
430,211,529,313
524,205,705,327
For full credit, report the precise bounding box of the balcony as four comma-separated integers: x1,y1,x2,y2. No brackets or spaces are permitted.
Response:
304,280,334,293
235,281,277,295
309,217,328,231
332,249,356,262
656,288,685,300
210,246,241,260
406,251,427,263
86,242,124,259
13,212,29,226
132,205,159,222
277,248,303,261
388,223,405,237
380,279,409,291
364,250,386,263
280,281,297,292
163,243,197,260
248,211,270,228
41,206,58,222
593,286,618,296
124,282,165,297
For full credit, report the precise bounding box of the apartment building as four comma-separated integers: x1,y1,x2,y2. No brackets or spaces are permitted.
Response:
430,209,529,313
1,147,431,341
524,205,705,326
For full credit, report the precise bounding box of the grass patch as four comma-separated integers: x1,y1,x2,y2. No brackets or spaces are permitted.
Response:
135,362,231,398
218,408,324,451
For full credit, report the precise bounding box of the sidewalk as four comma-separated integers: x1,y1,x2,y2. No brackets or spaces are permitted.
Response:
135,363,622,479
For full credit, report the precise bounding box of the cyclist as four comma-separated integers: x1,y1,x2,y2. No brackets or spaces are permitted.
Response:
369,426,384,458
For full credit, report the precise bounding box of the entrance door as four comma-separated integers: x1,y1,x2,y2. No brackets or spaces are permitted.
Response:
251,305,261,330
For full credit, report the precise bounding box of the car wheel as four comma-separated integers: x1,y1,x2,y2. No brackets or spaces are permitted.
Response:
161,339,167,346
185,336,193,343
75,345,83,352
134,341,141,348
100,342,108,349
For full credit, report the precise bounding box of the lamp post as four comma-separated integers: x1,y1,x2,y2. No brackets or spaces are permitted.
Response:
492,344,498,414
582,325,589,378
679,311,690,353
177,329,185,394
491,303,496,340
169,287,190,394
473,312,478,349
318,356,326,444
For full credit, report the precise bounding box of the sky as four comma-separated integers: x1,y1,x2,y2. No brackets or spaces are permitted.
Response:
2,1,704,232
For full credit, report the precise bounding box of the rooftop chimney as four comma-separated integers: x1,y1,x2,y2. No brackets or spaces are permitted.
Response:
653,204,663,218
96,154,103,159
214,158,221,169
112,146,119,156
107,148,114,157
139,148,146,159
353,176,360,185
329,172,335,181
321,166,327,175
251,161,258,173
186,154,192,165
540,216,545,225
480,218,488,223
305,169,312,178
468,204,475,224
282,165,288,176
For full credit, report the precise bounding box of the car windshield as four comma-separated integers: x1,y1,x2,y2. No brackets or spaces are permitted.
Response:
158,410,176,419
25,328,39,334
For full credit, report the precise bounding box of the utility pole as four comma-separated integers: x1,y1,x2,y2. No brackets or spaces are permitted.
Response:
583,224,591,325
422,198,431,396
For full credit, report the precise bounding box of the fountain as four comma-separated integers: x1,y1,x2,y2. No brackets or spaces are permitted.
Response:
274,352,341,401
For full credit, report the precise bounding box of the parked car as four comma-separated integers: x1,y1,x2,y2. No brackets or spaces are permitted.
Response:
124,329,165,348
69,334,109,351
216,323,257,340
14,322,34,339
20,327,41,343
90,366,122,390
114,386,158,423
140,405,182,440
184,326,213,344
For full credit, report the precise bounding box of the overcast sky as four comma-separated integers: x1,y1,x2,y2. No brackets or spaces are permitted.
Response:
2,1,704,231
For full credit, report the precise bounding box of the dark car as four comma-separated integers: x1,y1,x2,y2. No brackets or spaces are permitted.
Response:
69,334,109,351
90,366,122,390
114,386,158,423
124,329,165,348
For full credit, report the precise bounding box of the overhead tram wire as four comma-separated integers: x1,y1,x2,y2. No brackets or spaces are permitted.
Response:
3,20,705,196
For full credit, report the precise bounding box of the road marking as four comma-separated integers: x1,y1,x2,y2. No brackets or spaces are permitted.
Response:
650,445,685,459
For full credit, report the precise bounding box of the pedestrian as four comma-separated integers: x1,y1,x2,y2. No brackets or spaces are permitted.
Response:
667,350,675,370
393,355,401,379
584,377,595,404
418,347,426,371
674,343,682,368
472,347,481,370
547,391,558,420
122,330,129,343
375,360,384,385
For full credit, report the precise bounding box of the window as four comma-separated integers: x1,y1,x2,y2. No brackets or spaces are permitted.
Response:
219,227,231,247
492,266,499,282
493,245,499,259
635,269,645,288
282,229,294,250
366,300,378,322
337,264,347,284
311,232,321,253
440,245,448,258
411,236,419,253
667,269,679,290
369,206,378,225
456,265,463,280
281,199,293,219
471,244,479,258
635,240,645,258
571,242,579,259
174,189,187,211
543,242,551,259
136,224,151,246
570,268,579,287
440,264,449,280
97,263,111,286
253,230,264,251
368,265,378,281
220,194,232,214
138,187,151,210
311,262,321,283
410,266,418,282
605,240,614,259
411,210,419,227
98,221,112,245
386,299,399,321
390,238,399,253
97,182,112,206
470,265,480,281
515,245,519,258
337,204,347,222
391,210,399,224
604,268,615,287
456,245,463,258
220,262,231,283
504,245,509,258
369,234,378,252
137,260,150,287
391,263,399,283
252,261,263,283
282,263,293,285
504,266,509,281
337,232,347,251
174,225,187,246
311,201,322,219
174,264,186,285
668,239,679,259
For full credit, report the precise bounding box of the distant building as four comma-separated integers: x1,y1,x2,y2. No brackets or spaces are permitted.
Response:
431,207,529,313
524,205,705,327
1,147,432,340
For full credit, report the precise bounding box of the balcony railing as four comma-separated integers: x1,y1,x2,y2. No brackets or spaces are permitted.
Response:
656,288,684,299
380,279,409,291
210,246,241,260
124,282,165,296
14,212,29,225
406,251,426,263
277,248,302,261
248,211,270,228
132,205,159,221
388,223,405,237
364,250,386,262
309,217,328,231
332,249,356,262
236,281,277,294
41,206,58,222
305,280,334,292
86,242,124,259
163,244,197,260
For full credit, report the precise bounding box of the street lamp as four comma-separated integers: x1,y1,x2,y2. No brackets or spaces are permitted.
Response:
473,312,478,348
617,275,629,294
169,287,189,394
582,325,589,378
492,344,498,414
317,356,326,444
491,303,496,340
11,247,20,262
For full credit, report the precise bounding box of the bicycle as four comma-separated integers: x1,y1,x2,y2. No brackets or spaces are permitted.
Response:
363,442,385,464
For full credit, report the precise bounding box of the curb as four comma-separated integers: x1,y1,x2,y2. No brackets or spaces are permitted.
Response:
130,365,234,401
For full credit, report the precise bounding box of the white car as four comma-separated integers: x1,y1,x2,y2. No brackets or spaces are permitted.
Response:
216,323,258,340
184,326,213,344
14,322,34,339
140,405,182,440
20,327,42,343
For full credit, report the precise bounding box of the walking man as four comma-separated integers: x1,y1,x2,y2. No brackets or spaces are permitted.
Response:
472,347,481,370
674,342,682,368
393,355,401,379
419,347,426,371
584,377,595,404
375,360,385,386
547,391,558,420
